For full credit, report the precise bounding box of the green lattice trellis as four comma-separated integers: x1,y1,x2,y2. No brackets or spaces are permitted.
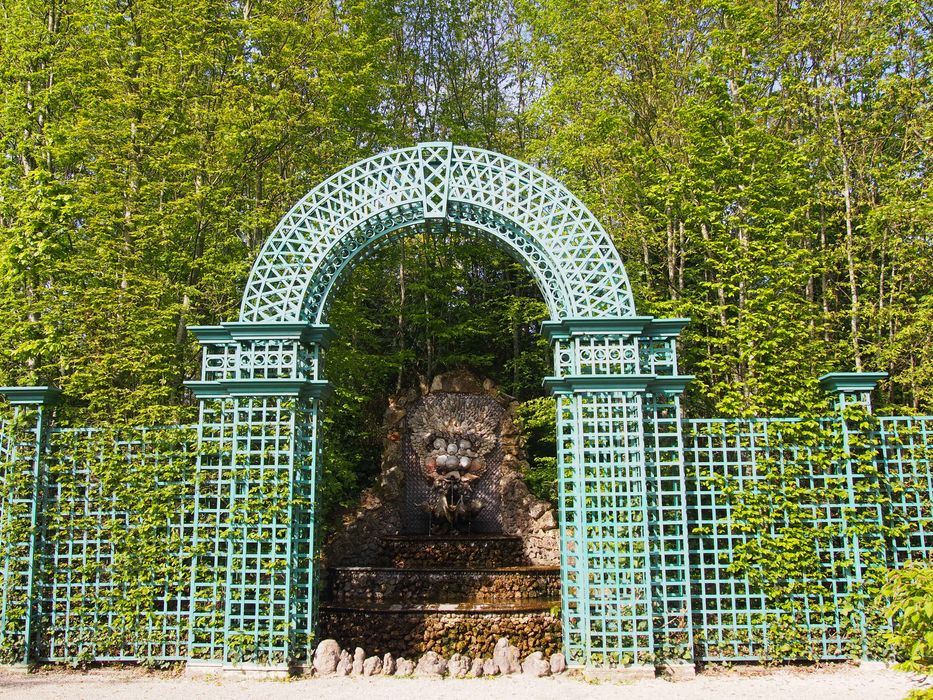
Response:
183,143,695,668
0,145,930,672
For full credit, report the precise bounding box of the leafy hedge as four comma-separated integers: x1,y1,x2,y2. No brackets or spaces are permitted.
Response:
883,562,933,670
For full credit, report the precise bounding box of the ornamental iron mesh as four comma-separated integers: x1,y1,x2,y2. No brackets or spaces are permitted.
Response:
0,145,930,672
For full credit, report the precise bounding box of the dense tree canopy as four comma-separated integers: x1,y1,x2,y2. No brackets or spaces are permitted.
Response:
1,0,930,502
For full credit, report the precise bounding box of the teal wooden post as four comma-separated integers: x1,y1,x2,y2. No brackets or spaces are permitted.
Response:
818,372,887,659
0,386,61,665
638,321,695,675
819,373,888,415
186,324,331,669
543,318,695,673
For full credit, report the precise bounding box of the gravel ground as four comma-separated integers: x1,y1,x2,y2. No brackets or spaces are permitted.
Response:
0,664,925,700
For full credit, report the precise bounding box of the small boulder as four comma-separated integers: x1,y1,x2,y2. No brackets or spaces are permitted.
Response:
493,638,521,675
522,651,551,677
352,647,365,675
382,653,396,676
482,658,499,676
363,655,383,676
313,639,341,675
336,649,352,676
415,651,447,677
469,657,485,677
395,657,415,676
448,653,470,678
549,653,567,674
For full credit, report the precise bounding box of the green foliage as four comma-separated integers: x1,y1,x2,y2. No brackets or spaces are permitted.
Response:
318,231,552,524
696,408,908,660
524,0,932,417
515,395,557,505
45,426,196,661
881,562,933,671
0,416,196,663
0,0,927,427
0,0,402,420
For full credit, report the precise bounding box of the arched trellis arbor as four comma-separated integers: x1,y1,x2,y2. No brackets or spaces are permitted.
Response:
186,143,695,670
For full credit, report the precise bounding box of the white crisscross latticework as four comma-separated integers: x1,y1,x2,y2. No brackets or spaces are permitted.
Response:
239,143,636,322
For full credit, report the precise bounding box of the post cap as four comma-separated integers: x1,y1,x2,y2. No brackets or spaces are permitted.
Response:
818,372,887,394
0,385,63,406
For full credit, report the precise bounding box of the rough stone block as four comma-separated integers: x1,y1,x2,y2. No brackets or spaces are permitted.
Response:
313,639,341,675
352,647,365,675
362,656,383,676
415,651,447,677
336,650,352,676
448,653,470,678
549,653,567,674
522,651,551,677
493,637,521,674
382,653,396,675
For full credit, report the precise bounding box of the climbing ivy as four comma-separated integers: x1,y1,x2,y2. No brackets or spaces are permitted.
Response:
0,422,196,664
697,406,908,661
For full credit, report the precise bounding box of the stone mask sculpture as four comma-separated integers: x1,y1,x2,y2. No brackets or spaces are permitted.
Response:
407,395,499,533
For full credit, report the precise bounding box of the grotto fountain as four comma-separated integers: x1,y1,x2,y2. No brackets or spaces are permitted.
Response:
319,371,562,659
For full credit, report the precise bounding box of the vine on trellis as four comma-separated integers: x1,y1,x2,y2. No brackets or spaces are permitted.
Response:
0,410,40,663
695,407,909,662
0,421,197,664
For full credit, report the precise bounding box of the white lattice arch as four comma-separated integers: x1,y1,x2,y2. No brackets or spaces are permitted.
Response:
239,143,636,323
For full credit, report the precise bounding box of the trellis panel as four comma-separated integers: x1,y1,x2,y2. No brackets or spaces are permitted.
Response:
0,404,930,666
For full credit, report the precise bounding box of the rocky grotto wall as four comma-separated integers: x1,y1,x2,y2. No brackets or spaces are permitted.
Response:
318,371,561,659
322,370,559,567
318,610,562,660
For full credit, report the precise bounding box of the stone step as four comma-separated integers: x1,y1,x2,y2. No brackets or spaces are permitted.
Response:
317,601,561,659
381,534,528,568
320,599,559,614
327,565,560,604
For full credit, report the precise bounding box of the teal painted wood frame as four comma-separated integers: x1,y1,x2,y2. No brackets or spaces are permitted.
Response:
182,143,692,668
0,380,930,666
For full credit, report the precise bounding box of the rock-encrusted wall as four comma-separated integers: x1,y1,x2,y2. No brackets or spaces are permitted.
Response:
316,609,562,660
329,566,561,603
322,370,559,567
